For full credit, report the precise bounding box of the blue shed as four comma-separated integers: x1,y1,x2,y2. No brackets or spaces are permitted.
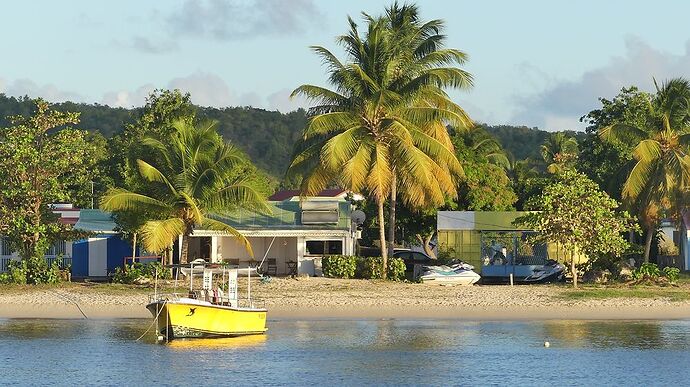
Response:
72,210,135,278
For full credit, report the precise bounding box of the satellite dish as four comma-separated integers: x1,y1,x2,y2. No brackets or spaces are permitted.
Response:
351,210,366,225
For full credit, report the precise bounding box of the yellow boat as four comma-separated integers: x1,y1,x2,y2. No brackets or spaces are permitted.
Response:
147,264,267,340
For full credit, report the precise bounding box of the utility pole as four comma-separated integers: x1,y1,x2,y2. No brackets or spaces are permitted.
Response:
90,181,94,209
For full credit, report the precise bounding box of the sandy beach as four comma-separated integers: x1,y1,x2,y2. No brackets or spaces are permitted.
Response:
1,277,689,320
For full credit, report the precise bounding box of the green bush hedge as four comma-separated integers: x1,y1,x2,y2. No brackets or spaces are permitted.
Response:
0,258,64,285
112,261,170,284
322,255,405,281
322,255,357,278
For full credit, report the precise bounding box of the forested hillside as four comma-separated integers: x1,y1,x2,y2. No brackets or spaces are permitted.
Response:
0,94,305,177
0,93,567,177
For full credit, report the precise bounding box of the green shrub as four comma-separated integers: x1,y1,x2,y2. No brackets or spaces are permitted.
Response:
322,255,357,278
663,267,680,283
356,256,406,281
112,261,169,284
1,258,63,285
632,262,661,280
359,256,385,279
387,257,406,281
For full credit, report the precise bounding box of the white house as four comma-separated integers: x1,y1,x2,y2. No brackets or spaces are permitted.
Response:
181,196,357,276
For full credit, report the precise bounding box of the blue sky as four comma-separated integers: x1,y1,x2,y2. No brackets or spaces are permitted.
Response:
2,0,690,131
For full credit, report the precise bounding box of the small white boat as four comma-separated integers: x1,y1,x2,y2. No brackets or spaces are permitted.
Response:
420,262,481,285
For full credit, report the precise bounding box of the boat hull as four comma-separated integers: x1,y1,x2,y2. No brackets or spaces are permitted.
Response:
147,300,267,339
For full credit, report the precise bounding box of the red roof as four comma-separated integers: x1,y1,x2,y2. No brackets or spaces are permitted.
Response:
269,188,347,201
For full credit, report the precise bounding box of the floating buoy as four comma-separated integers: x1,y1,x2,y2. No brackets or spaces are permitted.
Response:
157,335,165,342
544,341,550,348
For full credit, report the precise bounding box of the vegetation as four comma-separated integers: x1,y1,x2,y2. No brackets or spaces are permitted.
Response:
289,4,471,276
111,261,171,284
515,170,637,288
0,100,93,283
101,118,268,263
598,78,690,263
322,255,406,281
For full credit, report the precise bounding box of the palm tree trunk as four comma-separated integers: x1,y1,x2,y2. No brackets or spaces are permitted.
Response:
387,174,397,259
643,226,654,264
378,199,388,280
180,234,190,264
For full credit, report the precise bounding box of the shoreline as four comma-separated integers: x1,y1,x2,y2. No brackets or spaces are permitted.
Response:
2,304,689,321
2,278,690,321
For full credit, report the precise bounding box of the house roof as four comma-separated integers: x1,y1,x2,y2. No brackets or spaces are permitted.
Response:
269,188,348,201
74,209,118,233
76,201,352,234
212,200,351,230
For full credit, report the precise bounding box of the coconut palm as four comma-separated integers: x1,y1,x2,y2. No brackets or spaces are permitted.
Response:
101,118,268,264
540,132,579,174
289,8,472,275
600,77,690,262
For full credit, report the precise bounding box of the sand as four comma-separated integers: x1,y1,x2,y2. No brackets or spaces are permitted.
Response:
1,277,689,320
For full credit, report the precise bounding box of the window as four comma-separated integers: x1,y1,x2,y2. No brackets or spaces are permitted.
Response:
306,240,343,255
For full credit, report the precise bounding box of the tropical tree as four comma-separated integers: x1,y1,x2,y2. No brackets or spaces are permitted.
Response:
289,4,472,275
599,78,690,262
540,132,579,174
0,100,94,260
101,118,268,264
514,170,636,288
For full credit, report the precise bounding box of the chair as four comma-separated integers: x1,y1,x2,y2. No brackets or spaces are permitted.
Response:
267,258,277,276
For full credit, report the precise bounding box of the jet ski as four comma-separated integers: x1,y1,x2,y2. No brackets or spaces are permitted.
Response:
522,259,565,283
419,262,481,285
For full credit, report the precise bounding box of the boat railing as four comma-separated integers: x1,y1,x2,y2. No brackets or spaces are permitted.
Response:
149,293,266,309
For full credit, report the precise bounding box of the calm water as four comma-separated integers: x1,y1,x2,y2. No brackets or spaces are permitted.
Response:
1,318,690,386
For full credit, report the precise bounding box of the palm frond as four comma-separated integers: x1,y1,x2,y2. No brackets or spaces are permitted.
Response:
140,218,185,254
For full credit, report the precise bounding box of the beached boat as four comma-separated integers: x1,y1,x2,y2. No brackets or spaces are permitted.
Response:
146,263,267,341
419,262,481,285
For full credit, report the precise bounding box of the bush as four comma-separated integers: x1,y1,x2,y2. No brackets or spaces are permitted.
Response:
323,255,406,281
322,255,357,279
663,267,680,283
112,261,169,284
632,262,661,280
387,257,406,281
0,258,62,285
358,256,385,279
356,256,406,281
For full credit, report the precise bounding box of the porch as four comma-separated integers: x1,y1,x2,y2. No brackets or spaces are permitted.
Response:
185,231,354,276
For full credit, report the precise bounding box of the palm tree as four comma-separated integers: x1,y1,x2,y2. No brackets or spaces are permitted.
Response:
289,7,472,275
600,77,690,262
101,118,268,264
540,132,579,174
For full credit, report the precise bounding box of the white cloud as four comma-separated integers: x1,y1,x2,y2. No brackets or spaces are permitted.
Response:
2,72,308,113
166,0,322,41
512,37,690,131
168,72,233,107
266,88,308,112
101,84,156,108
0,78,85,102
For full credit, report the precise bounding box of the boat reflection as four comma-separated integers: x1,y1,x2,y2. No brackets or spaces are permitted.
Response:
166,334,267,350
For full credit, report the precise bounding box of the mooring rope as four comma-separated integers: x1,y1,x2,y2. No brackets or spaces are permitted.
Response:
50,290,88,319
136,300,167,342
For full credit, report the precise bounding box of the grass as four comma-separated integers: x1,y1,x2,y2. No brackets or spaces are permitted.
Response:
558,285,690,302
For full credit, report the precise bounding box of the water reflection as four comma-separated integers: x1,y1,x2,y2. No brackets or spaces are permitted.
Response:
167,334,267,350
1,318,690,386
540,320,690,350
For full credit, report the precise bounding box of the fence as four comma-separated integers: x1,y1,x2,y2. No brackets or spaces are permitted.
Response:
0,256,72,273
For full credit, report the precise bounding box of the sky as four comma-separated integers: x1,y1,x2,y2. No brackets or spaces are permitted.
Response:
2,0,690,131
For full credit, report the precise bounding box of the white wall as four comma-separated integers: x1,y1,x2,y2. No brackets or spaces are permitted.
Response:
88,237,108,277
